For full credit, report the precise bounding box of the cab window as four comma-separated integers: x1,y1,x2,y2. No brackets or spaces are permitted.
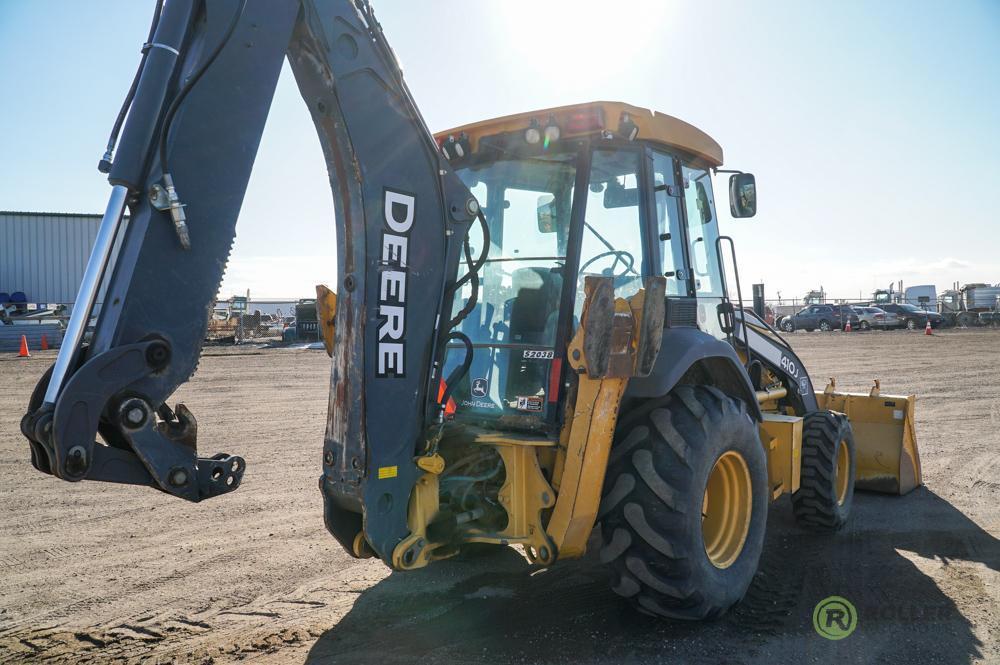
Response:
681,164,723,298
651,150,687,296
577,149,647,316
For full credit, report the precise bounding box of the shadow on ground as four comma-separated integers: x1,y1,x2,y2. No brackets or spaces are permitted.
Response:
307,488,998,664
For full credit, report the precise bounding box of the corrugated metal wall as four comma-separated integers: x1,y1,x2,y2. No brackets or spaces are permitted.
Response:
0,324,63,351
0,211,102,304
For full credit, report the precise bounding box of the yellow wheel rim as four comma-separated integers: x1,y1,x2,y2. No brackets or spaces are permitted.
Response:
702,451,753,569
835,439,850,505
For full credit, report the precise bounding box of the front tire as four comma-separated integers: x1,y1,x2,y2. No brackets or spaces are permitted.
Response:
792,411,855,530
599,386,768,620
819,320,832,332
906,318,917,330
859,321,870,331
781,319,794,332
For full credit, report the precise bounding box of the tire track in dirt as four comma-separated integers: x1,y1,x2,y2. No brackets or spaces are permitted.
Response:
1,333,999,663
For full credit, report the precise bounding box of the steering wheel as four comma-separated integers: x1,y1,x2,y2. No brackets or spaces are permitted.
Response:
579,250,637,279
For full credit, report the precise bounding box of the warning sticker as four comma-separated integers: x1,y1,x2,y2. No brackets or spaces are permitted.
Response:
516,396,544,412
378,465,398,479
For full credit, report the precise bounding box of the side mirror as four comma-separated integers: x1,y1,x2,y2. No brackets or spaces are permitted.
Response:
537,194,556,232
729,173,756,218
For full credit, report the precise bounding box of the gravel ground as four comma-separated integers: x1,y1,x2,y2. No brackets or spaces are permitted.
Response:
0,329,997,664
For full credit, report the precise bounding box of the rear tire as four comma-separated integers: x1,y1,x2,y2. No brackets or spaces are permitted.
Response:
598,386,768,620
792,411,855,530
819,320,832,332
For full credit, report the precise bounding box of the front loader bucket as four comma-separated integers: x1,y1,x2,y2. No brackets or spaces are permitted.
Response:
815,381,922,495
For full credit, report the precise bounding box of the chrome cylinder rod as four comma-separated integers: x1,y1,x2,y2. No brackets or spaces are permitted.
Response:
44,185,129,404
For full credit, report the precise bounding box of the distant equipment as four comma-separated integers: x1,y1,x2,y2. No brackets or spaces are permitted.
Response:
940,282,1000,327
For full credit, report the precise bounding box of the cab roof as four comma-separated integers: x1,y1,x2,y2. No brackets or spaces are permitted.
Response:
434,101,724,167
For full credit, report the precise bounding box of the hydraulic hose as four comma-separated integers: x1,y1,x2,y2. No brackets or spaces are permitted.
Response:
446,210,490,330
156,0,247,176
155,0,247,249
437,210,490,413
438,331,473,414
99,0,164,173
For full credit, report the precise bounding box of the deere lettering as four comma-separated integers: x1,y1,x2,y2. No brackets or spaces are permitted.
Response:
377,188,415,378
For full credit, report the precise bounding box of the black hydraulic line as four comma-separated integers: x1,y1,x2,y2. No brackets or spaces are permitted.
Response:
452,210,490,291
155,0,247,249
434,211,497,414
156,0,247,176
446,210,490,331
439,331,474,413
99,0,164,173
446,241,480,331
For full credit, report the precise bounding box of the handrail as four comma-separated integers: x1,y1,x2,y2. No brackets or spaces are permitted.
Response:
715,235,751,367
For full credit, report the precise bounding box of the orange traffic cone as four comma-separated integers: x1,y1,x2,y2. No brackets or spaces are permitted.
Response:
925,319,932,336
844,319,852,332
40,334,49,350
18,334,30,357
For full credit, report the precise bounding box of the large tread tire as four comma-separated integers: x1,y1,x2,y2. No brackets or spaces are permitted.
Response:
598,386,768,620
792,411,855,530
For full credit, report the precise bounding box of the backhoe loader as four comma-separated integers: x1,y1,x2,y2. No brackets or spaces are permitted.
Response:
20,0,922,620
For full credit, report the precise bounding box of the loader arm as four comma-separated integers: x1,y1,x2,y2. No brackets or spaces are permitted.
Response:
20,0,479,563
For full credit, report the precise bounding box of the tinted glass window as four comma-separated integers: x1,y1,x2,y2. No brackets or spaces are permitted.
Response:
578,149,646,316
681,165,722,297
651,150,686,296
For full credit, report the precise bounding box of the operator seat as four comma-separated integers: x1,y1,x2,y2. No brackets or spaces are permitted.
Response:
508,267,562,345
502,267,563,404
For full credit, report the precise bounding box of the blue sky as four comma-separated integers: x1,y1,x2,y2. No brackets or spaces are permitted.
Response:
1,1,998,301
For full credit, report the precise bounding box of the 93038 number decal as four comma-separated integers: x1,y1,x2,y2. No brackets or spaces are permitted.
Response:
522,349,555,360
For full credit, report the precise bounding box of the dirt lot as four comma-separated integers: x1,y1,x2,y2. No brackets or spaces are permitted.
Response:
1,329,998,664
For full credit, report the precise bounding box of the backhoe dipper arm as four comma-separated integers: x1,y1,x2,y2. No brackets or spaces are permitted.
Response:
20,0,478,564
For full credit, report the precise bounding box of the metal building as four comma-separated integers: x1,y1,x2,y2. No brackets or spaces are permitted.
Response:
0,211,102,304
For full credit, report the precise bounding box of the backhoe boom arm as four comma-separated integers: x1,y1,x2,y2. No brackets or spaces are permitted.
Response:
21,0,478,564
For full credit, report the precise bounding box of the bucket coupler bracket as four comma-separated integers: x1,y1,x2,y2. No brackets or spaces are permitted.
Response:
22,339,244,502
118,402,245,501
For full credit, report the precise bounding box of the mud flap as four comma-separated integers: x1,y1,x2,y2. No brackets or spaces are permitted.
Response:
815,383,921,495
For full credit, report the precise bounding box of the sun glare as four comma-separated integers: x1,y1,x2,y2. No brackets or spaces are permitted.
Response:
494,0,669,86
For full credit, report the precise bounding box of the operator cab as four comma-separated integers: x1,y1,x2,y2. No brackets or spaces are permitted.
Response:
435,102,755,429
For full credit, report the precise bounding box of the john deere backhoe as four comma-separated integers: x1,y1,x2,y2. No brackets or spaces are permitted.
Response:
21,0,922,620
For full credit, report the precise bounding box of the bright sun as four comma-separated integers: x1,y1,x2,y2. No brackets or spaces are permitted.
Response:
494,0,669,86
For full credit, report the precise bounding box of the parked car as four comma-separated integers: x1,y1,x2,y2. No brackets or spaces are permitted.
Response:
879,303,943,330
854,306,899,330
779,304,859,332
830,304,861,329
